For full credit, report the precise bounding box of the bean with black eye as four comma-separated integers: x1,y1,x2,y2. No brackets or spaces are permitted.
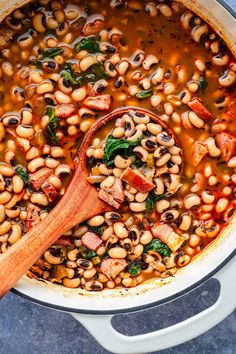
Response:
141,138,156,151
114,76,124,88
161,209,179,221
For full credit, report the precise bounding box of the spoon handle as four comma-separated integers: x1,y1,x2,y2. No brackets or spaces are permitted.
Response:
0,167,107,298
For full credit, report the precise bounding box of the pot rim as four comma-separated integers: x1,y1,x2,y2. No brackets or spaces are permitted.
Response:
7,0,236,315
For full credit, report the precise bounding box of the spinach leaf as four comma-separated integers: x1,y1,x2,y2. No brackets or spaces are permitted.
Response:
60,62,108,87
15,165,29,186
136,89,153,100
79,246,97,259
88,226,102,236
104,135,141,165
126,261,142,276
144,239,171,257
45,107,59,145
146,191,165,211
41,47,64,59
75,36,102,53
60,63,83,86
199,76,208,90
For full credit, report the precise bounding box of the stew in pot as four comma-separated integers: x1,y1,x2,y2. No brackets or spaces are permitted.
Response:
0,0,235,291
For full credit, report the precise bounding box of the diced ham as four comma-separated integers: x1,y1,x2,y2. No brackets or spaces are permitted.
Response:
30,168,53,190
55,104,76,119
82,16,104,36
98,189,121,209
82,231,103,251
188,98,212,120
98,177,124,209
100,258,128,279
151,224,185,252
121,167,155,193
112,178,124,203
215,132,236,161
83,95,112,111
55,236,73,246
191,141,208,167
42,180,59,202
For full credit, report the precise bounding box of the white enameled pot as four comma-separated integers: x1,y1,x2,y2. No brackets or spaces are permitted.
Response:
1,1,236,353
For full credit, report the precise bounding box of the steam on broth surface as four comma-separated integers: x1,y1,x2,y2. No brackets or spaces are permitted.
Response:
0,0,235,291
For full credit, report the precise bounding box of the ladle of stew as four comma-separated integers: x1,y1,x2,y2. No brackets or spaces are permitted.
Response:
0,107,183,297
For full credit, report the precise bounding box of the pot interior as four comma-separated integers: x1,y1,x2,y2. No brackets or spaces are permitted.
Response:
0,0,235,313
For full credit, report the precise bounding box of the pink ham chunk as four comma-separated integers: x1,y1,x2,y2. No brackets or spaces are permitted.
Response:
121,167,155,193
187,98,212,120
100,258,128,279
30,168,53,190
42,180,59,202
82,232,103,251
55,104,76,119
151,224,185,252
83,95,112,111
98,177,124,209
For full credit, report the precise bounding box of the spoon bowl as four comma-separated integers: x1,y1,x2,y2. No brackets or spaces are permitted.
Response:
0,106,183,298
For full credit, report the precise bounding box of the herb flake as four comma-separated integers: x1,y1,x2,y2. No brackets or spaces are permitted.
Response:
144,239,171,257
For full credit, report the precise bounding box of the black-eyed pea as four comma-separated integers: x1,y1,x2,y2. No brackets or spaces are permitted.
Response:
177,254,191,267
93,148,104,159
45,158,60,169
63,277,80,288
68,125,77,136
188,111,204,128
150,94,162,107
67,249,79,261
87,215,104,227
156,153,171,167
12,175,24,194
215,198,229,213
156,199,170,214
227,156,236,168
218,69,236,87
114,155,132,169
83,268,97,279
71,87,87,102
0,191,12,205
135,192,148,203
122,277,133,287
156,132,175,147
116,59,129,75
158,3,173,17
184,194,201,209
96,246,106,256
179,214,192,231
31,193,49,206
114,222,128,239
189,234,201,247
0,164,14,177
201,191,215,204
106,280,115,289
145,2,158,17
130,202,146,212
66,261,77,269
2,62,13,77
55,164,71,178
206,224,220,238
19,210,27,221
80,119,94,133
98,273,108,283
16,124,34,139
85,280,103,291
0,220,11,235
130,50,145,68
101,226,113,241
108,247,127,259
21,110,33,125
54,90,71,103
133,244,144,258
154,177,165,195
161,209,179,222
0,205,5,222
208,175,218,186
128,226,140,245
4,150,15,166
222,186,232,196
73,225,88,237
67,114,80,125
36,81,54,95
205,137,221,157
8,223,22,244
140,230,153,245
104,211,121,223
48,175,62,189
28,157,45,173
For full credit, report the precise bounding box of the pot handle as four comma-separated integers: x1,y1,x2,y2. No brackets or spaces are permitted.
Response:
72,257,236,354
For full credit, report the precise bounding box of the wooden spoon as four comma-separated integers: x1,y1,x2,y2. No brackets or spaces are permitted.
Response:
0,107,182,298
